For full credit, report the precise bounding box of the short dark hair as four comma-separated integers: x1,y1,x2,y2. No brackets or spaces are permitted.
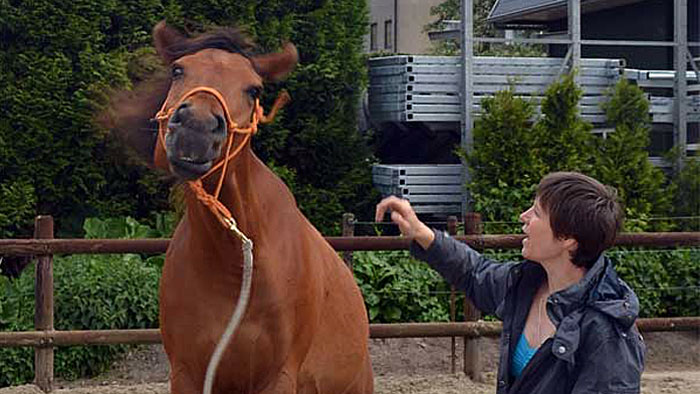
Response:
536,172,622,268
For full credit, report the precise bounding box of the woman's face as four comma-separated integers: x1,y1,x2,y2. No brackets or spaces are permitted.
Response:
519,199,573,264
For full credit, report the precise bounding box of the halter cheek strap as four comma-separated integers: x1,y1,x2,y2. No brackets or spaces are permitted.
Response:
153,86,290,230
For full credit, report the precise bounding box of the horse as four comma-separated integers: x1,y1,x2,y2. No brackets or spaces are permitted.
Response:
103,21,373,393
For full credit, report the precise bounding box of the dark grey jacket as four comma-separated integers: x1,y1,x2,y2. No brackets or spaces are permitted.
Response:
411,230,645,394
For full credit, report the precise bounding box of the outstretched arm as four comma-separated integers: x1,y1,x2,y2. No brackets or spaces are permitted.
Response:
376,196,515,315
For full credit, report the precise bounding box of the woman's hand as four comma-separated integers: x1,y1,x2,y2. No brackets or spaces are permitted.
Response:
375,196,435,250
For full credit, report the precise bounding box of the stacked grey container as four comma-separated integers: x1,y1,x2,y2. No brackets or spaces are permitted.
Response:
372,164,462,215
368,55,625,124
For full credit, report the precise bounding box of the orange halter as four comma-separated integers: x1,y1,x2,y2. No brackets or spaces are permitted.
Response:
154,86,290,230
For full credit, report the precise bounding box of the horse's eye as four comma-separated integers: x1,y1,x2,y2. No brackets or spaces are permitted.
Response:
246,86,262,100
171,65,184,79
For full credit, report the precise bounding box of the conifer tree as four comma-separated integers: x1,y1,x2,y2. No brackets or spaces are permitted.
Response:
595,79,669,230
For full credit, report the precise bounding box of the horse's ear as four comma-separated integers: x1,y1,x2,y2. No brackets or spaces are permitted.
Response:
153,21,185,64
252,43,298,82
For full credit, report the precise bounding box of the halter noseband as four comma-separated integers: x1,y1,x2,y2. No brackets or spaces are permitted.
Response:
154,86,289,231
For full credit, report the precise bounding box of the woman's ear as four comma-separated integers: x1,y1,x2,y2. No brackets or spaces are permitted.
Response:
562,237,578,254
251,43,298,82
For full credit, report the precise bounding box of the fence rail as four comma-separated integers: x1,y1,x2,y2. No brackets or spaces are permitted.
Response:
2,317,700,348
1,215,699,392
0,232,698,255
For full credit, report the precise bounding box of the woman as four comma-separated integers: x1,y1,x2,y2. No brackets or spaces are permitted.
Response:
375,172,645,394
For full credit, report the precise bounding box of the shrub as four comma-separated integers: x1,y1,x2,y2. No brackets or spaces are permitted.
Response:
0,180,36,239
0,216,163,387
1,0,375,238
350,246,698,325
595,79,670,231
462,86,540,223
0,1,171,239
464,74,682,236
611,248,700,318
352,251,452,323
0,253,160,386
463,73,602,227
531,72,596,176
669,156,700,231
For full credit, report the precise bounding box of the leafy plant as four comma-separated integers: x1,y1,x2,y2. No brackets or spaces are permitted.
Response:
0,253,160,387
668,154,700,231
461,85,540,223
352,251,452,323
611,248,700,317
531,72,596,176
594,79,669,231
0,216,163,387
0,0,171,239
1,0,375,239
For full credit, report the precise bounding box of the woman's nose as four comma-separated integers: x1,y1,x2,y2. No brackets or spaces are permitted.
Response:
519,207,532,223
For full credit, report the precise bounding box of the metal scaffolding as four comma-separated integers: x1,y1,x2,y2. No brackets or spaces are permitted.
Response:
459,0,699,215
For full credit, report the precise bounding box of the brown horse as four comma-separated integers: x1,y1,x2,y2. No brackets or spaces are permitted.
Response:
104,22,373,393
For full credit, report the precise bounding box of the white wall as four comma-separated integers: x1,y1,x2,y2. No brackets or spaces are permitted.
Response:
367,0,443,54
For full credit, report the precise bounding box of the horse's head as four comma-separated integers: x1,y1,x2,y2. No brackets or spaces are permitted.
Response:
152,22,297,180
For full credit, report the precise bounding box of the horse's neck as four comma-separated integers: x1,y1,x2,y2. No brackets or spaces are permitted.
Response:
185,148,296,244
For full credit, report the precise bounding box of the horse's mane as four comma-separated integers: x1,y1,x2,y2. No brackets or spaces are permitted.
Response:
97,26,256,165
160,27,255,61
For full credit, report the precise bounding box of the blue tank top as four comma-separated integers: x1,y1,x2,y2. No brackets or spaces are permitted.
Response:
511,333,538,378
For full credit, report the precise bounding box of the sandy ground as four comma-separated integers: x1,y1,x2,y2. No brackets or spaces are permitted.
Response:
1,331,698,394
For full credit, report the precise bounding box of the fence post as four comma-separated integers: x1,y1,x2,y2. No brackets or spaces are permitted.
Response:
447,216,458,374
34,215,54,392
341,213,355,270
463,212,483,382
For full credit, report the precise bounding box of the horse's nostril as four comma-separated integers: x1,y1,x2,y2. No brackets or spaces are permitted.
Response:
172,103,191,124
214,115,226,134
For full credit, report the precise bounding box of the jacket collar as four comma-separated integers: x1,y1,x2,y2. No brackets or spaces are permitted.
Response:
544,255,607,366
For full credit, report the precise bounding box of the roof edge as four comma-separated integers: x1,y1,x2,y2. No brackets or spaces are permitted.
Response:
487,0,565,24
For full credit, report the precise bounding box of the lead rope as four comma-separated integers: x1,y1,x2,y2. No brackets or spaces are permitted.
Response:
203,221,253,394
155,87,290,394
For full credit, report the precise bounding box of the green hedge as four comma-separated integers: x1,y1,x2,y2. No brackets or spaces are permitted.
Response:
0,1,171,238
0,216,167,387
1,0,376,238
462,75,685,231
352,248,700,323
612,248,700,317
353,251,452,323
0,254,160,386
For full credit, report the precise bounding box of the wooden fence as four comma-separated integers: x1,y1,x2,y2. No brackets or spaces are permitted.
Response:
0,215,699,391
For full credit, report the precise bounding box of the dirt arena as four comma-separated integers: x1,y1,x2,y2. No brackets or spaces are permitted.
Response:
1,331,698,394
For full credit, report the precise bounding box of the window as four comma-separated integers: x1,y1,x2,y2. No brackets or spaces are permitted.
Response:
384,20,393,50
370,23,378,51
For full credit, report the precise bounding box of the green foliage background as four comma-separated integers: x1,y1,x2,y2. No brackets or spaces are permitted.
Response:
0,253,161,385
0,0,376,238
0,216,169,387
352,247,699,323
463,74,597,225
463,74,685,232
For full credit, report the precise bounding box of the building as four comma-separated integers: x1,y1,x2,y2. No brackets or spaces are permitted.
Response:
367,0,444,54
487,0,699,157
488,0,700,69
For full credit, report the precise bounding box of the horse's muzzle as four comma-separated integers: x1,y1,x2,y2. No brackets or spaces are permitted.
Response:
170,155,214,180
165,104,226,179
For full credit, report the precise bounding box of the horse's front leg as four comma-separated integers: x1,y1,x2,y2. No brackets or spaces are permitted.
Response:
168,363,204,394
